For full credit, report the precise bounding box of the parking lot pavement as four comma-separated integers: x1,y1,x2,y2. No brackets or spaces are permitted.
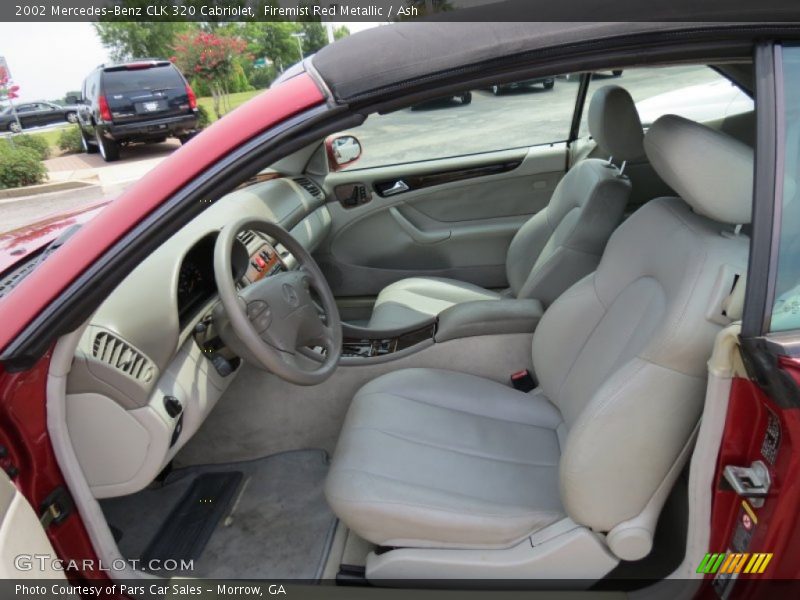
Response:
0,181,129,234
1,140,180,234
2,66,731,234
46,139,180,186
339,67,722,170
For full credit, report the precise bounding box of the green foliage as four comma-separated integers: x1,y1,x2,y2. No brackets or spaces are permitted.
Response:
94,21,195,62
334,26,350,40
9,134,50,160
247,65,276,90
57,126,84,154
196,105,211,129
0,144,46,189
190,77,211,97
229,61,253,93
299,22,328,55
240,21,298,73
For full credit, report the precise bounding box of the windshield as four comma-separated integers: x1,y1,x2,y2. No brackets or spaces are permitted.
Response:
102,65,184,94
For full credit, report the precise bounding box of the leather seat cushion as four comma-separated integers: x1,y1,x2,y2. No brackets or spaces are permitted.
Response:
325,368,566,548
368,277,502,329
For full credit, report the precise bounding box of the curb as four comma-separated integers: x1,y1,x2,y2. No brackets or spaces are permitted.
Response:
0,179,98,201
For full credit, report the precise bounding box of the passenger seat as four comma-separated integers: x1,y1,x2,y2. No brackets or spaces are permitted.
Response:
367,86,643,329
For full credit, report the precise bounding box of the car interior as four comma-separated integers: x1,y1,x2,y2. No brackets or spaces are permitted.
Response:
45,59,756,587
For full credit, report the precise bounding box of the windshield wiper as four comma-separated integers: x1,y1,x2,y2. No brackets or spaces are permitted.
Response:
34,224,81,267
0,225,81,299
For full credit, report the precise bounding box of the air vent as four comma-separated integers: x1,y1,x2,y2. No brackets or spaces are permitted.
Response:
92,332,154,383
293,177,324,200
237,230,256,245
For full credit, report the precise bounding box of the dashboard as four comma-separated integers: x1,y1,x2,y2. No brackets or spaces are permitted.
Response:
65,174,332,498
177,233,249,328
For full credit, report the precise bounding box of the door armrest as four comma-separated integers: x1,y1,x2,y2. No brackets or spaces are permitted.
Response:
435,299,544,343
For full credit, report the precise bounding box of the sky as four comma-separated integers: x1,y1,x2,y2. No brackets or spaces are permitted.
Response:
0,21,380,103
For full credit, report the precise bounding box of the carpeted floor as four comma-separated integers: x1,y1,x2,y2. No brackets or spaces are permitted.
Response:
100,449,337,580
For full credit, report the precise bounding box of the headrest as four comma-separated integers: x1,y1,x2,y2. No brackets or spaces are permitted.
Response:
644,115,753,225
587,85,644,162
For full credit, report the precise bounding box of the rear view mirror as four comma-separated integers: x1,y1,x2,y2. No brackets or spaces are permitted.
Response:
326,135,362,171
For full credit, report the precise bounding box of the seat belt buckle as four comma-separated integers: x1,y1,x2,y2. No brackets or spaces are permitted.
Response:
510,369,536,392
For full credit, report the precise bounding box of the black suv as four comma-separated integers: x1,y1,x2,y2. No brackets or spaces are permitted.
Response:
78,60,199,162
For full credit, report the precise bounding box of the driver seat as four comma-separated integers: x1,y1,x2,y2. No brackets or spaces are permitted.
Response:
325,115,752,578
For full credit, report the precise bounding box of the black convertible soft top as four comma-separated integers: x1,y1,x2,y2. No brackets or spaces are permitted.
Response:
311,16,800,104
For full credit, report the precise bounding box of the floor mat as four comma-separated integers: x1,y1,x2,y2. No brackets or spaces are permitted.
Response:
142,471,243,564
101,450,337,579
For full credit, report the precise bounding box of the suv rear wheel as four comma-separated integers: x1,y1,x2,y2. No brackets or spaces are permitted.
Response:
81,130,98,154
96,131,120,162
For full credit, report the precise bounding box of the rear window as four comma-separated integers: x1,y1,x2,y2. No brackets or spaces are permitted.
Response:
101,65,184,94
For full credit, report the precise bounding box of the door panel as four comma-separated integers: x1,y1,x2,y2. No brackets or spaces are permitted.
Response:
708,44,800,594
0,469,65,578
316,144,566,297
707,362,800,594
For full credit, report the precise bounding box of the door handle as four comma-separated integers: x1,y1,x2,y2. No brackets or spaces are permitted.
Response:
382,180,410,196
389,207,450,244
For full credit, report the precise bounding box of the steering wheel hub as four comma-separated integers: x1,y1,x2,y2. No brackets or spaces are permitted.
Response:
214,218,342,385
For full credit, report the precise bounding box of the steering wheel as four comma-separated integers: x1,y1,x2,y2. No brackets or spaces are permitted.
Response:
214,217,342,385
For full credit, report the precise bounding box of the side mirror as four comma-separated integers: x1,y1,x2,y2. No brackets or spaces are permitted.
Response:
325,134,362,171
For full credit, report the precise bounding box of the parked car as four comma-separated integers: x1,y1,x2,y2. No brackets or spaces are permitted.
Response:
0,101,80,133
2,18,800,595
77,59,199,162
491,77,555,94
411,91,472,109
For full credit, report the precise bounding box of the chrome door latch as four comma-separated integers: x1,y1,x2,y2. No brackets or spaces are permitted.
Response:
723,460,771,508
383,180,409,196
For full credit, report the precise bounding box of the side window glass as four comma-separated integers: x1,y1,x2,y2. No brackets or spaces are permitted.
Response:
771,46,800,332
333,73,580,171
578,66,753,136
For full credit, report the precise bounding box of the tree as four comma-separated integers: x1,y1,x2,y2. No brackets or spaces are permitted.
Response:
334,26,350,40
299,22,328,56
94,22,194,62
171,31,250,118
240,21,299,73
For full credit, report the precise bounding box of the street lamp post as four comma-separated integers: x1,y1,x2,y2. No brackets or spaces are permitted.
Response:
290,32,306,62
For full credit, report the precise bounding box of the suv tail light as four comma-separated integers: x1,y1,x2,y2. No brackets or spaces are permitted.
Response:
186,84,197,110
98,95,112,121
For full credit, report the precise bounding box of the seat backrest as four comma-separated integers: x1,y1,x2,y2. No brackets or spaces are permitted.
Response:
532,114,752,533
505,86,641,306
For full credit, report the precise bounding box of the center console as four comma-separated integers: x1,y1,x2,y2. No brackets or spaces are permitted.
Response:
342,323,436,358
339,298,544,363
244,239,285,282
